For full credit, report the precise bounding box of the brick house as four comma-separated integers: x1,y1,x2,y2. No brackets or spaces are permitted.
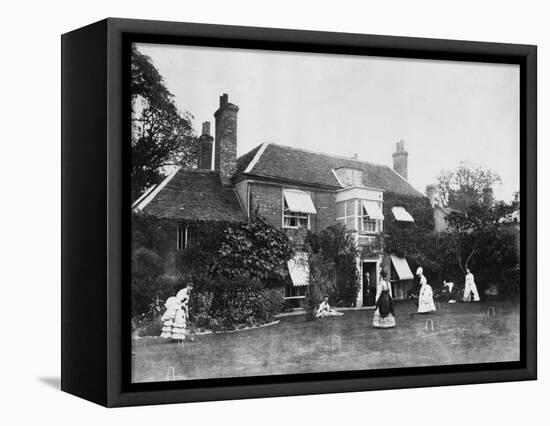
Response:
133,93,427,306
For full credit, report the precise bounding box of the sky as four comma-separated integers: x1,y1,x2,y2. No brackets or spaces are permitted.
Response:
135,43,520,201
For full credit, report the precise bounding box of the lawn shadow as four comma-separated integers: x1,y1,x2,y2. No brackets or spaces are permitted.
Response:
38,376,61,390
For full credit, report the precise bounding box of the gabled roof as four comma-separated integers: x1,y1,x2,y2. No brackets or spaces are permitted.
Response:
134,169,245,222
236,143,423,197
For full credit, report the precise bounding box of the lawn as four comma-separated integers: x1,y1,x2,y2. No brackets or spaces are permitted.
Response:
131,298,520,383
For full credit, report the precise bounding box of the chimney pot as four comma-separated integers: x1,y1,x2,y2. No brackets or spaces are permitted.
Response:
392,139,409,180
220,93,229,107
198,121,214,170
202,121,211,136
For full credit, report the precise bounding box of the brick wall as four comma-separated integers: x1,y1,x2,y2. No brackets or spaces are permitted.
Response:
214,94,239,186
198,134,214,170
247,180,337,245
233,179,249,217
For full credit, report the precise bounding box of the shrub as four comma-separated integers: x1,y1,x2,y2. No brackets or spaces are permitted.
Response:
255,288,284,321
131,214,292,330
201,277,285,331
211,217,294,281
304,253,336,320
306,224,359,307
188,291,214,330
134,317,163,337
131,247,163,318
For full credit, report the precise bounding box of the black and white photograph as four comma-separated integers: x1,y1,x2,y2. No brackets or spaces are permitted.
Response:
129,42,521,384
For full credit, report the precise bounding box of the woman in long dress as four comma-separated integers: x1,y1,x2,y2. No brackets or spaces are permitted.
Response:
463,268,480,302
372,270,395,328
160,296,179,339
417,267,436,313
171,283,194,341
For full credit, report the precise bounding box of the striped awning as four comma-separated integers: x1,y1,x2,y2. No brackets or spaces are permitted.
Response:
392,206,414,222
283,189,317,214
391,255,414,280
362,200,384,220
287,253,310,286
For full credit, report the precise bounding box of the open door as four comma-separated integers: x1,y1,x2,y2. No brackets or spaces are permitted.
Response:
362,261,377,306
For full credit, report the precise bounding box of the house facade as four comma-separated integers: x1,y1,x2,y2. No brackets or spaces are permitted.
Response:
133,93,429,307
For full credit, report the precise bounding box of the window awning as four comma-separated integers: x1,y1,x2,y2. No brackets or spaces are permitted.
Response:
392,206,414,222
391,255,414,280
283,189,317,214
287,253,310,286
362,200,384,220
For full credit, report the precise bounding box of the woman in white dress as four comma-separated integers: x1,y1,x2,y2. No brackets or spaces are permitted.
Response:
170,283,195,341
160,296,179,339
372,270,395,328
463,268,480,302
316,296,343,318
417,267,436,314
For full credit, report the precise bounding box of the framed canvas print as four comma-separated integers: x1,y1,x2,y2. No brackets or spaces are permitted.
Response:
61,18,537,407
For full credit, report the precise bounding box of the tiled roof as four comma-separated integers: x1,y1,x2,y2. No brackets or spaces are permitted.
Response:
236,143,423,197
138,169,245,222
235,144,262,175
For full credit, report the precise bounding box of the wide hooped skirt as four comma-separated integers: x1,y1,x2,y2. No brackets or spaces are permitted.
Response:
372,308,395,328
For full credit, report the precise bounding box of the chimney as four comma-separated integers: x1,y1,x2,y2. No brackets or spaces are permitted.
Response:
214,93,239,186
198,121,214,170
426,184,438,207
392,139,408,180
482,187,494,207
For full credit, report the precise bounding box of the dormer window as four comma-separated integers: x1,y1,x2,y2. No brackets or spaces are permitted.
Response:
282,189,317,229
333,167,364,187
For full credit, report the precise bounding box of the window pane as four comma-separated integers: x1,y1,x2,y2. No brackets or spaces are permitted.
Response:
336,202,345,217
346,200,356,216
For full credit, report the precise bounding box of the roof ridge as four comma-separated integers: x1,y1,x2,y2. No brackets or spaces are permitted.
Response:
267,143,388,168
384,164,423,196
244,142,269,174
236,143,265,161
133,166,182,212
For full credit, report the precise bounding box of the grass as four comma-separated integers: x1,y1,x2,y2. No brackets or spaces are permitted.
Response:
131,298,520,383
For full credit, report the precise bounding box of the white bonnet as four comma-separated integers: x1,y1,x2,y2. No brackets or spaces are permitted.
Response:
416,267,423,275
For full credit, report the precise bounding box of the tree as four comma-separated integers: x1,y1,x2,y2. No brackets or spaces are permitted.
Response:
131,46,198,201
303,253,336,320
380,192,437,270
442,199,519,293
211,216,295,282
437,162,501,211
305,223,360,306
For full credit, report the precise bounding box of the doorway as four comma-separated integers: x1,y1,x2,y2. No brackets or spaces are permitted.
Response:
362,261,377,306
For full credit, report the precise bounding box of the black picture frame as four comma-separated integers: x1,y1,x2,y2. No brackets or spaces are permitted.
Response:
61,18,537,407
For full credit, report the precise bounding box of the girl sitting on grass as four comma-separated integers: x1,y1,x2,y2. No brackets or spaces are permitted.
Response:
316,296,344,318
